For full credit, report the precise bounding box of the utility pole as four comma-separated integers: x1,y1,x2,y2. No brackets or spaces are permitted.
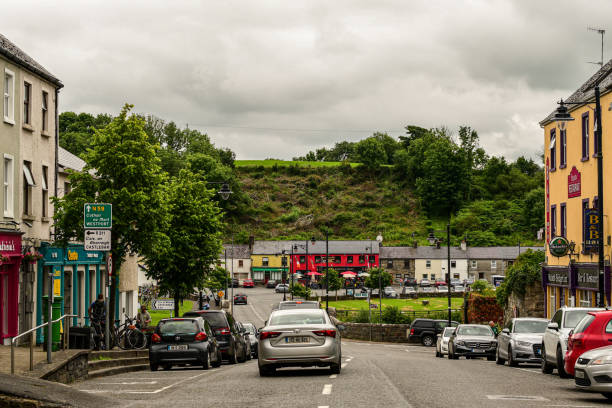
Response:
446,224,452,326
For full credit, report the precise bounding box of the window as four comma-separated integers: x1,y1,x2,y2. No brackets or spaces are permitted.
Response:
430,274,435,281
605,319,612,334
507,260,514,266
560,203,566,237
491,260,497,269
368,255,375,264
582,112,590,160
42,91,48,132
478,272,484,280
451,261,456,268
453,273,459,279
550,129,556,171
333,256,341,263
4,69,14,123
64,181,71,196
386,260,393,268
3,155,13,217
422,274,427,279
262,257,269,267
23,161,34,215
23,82,31,125
404,260,410,269
315,256,322,263
347,256,353,264
359,255,365,263
238,260,243,268
426,260,431,269
470,260,477,269
41,165,48,217
579,290,592,308
560,129,567,167
551,205,557,238
299,256,306,264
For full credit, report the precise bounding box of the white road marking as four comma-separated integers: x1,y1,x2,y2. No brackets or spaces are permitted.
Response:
511,367,542,375
329,374,337,379
81,371,212,394
97,381,158,385
487,395,549,401
322,384,333,395
341,363,347,368
249,303,266,322
318,406,330,408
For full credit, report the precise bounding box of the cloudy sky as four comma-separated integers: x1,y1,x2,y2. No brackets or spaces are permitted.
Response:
3,0,611,160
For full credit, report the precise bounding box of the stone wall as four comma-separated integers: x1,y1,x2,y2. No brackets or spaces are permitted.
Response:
504,282,546,325
339,322,411,343
42,352,88,384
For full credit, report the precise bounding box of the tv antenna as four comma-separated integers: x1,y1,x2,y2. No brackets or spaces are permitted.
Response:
587,26,605,67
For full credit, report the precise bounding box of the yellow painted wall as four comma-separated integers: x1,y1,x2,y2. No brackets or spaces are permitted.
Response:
251,254,286,268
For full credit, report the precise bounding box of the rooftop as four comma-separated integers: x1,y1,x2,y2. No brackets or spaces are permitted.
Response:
0,33,62,88
58,147,87,172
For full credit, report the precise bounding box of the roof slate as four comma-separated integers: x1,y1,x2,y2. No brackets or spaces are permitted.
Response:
58,147,87,172
252,240,380,255
380,246,544,260
0,33,62,87
221,244,251,259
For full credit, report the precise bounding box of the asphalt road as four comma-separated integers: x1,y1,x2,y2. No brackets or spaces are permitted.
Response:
73,287,612,408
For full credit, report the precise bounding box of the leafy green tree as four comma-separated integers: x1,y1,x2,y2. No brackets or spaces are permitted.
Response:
59,112,112,158
364,267,393,290
522,188,545,234
203,266,230,292
399,125,431,148
471,279,495,296
145,169,224,316
496,249,545,306
355,136,387,170
290,283,311,299
53,105,168,321
325,268,344,300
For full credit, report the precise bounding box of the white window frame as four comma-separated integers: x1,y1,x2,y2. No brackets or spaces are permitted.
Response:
3,154,14,217
425,260,431,269
471,260,477,269
491,260,497,269
4,69,15,124
41,165,48,217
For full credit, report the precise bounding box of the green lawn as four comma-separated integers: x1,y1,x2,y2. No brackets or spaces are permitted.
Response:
235,160,361,168
149,300,194,326
327,297,463,311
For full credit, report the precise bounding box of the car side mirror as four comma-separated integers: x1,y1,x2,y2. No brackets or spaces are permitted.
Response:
502,328,510,335
547,322,559,331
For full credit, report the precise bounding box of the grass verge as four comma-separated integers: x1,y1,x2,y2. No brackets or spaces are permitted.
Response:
149,300,194,326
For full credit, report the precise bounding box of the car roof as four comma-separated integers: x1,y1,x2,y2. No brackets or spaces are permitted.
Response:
558,306,606,312
271,308,326,316
512,317,548,321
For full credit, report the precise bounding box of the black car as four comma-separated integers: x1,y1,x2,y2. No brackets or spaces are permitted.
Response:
236,322,252,360
266,280,278,288
448,324,497,360
182,310,248,363
230,278,240,288
408,319,460,346
241,322,259,358
233,293,248,305
149,317,222,371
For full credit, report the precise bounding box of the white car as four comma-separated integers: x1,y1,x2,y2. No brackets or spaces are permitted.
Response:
275,284,289,293
436,327,455,357
574,345,612,400
436,285,449,293
542,306,604,378
419,286,435,294
452,285,465,293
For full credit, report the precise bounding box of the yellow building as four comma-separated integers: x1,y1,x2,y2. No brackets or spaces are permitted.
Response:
540,60,612,317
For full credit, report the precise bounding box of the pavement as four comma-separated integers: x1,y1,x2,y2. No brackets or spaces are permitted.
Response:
63,287,612,407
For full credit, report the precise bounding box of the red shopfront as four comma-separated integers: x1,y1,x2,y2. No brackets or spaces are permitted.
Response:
0,231,23,343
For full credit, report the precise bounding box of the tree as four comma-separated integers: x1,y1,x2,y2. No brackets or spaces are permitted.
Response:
203,266,230,292
325,268,344,301
399,125,430,148
145,169,224,316
59,111,112,158
364,267,393,290
355,137,387,170
290,283,311,299
496,249,545,307
53,104,168,322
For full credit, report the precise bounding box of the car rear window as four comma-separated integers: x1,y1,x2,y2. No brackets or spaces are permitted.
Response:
415,320,433,327
269,312,326,326
513,320,548,334
574,314,596,334
187,312,227,328
564,310,591,328
159,320,198,334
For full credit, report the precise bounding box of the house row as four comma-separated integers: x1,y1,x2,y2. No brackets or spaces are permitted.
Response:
218,239,543,285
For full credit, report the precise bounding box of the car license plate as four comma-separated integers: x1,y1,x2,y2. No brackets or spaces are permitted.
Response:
168,345,188,351
575,370,585,379
285,336,309,344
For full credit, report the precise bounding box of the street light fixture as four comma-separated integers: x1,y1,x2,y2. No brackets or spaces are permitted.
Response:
208,181,233,305
292,243,309,300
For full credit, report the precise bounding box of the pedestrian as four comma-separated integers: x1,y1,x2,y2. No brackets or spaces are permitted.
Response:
137,305,152,328
88,294,106,350
489,320,499,336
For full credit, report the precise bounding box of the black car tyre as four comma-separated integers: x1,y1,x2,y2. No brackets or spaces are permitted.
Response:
212,350,222,368
487,355,495,361
541,346,553,374
421,334,434,347
229,345,238,364
259,364,275,377
435,349,440,358
508,346,518,367
246,346,252,360
557,347,570,378
330,353,341,374
163,364,172,371
495,347,505,365
150,363,158,371
202,351,210,370
238,345,247,363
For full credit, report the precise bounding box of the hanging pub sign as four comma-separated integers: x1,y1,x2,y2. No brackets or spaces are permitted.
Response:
549,236,570,257
584,208,600,251
568,166,581,198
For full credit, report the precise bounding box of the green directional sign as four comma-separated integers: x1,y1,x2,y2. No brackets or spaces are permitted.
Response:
84,203,112,229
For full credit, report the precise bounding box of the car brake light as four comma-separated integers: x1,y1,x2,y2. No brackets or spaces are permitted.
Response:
410,328,415,335
152,333,161,343
296,301,302,304
569,333,584,350
260,331,281,340
313,330,336,338
195,332,208,342
215,327,231,335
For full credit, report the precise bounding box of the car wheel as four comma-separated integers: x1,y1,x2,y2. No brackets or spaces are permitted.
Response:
212,350,222,368
229,345,238,364
541,346,553,374
435,349,440,358
487,355,495,361
163,364,172,371
150,363,158,371
421,334,434,347
259,364,275,377
330,362,341,374
557,347,570,378
508,346,518,367
202,351,210,370
496,347,505,365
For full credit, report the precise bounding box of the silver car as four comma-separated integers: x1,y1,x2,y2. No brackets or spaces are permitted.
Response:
436,327,456,357
496,318,548,366
258,309,342,376
574,345,612,400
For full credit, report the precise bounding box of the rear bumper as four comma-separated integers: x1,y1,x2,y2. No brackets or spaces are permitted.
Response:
150,344,208,364
258,338,340,367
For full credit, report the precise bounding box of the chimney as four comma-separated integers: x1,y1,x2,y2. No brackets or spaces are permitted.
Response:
435,240,440,249
460,240,467,251
249,235,254,251
413,241,418,248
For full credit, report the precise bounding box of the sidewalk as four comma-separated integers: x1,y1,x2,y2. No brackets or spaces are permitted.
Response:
0,344,81,376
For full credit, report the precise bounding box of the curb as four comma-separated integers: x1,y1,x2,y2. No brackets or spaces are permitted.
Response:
87,364,149,380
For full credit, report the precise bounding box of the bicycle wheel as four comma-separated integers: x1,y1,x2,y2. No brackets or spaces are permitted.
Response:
116,329,131,350
128,329,147,349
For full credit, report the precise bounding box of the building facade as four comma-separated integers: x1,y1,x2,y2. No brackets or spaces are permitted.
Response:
467,246,543,283
221,244,251,283
540,60,612,318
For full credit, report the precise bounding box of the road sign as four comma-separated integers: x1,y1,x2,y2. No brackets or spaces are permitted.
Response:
84,203,112,229
152,299,175,310
217,291,224,298
106,253,113,280
84,229,111,251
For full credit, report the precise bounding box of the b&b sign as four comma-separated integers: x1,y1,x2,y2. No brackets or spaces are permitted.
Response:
584,208,600,251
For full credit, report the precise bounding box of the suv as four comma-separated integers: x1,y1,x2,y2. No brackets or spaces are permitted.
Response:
409,319,459,346
182,310,248,364
541,306,604,378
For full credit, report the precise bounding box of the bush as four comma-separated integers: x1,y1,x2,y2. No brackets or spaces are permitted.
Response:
290,283,311,299
496,249,545,307
382,306,410,324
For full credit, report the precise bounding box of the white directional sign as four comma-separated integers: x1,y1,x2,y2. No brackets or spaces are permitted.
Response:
84,229,111,251
152,299,175,310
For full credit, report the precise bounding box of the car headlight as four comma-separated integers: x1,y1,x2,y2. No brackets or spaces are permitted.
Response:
456,340,465,346
516,341,532,347
590,356,612,366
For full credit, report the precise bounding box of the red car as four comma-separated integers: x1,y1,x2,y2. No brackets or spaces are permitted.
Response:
243,279,254,288
565,310,612,376
434,279,447,287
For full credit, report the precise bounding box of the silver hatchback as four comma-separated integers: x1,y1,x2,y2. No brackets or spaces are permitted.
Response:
258,309,342,376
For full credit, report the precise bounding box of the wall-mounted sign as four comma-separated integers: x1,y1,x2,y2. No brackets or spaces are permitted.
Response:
568,166,581,198
549,236,570,257
547,269,570,285
584,209,600,251
576,267,599,289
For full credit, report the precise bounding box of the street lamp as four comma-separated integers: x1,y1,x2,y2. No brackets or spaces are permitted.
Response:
208,181,233,305
428,226,453,326
552,92,605,306
280,251,288,301
292,243,308,300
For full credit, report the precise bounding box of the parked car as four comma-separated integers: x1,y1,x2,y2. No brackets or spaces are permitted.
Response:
448,324,497,360
278,300,320,310
464,278,474,286
383,286,399,298
450,278,461,287
565,311,612,377
266,280,278,288
436,285,449,293
419,279,431,287
230,278,240,287
258,309,344,376
242,322,259,358
574,345,612,399
236,321,252,360
452,285,466,293
496,318,548,366
418,286,435,294
542,306,604,378
434,279,447,287
182,310,248,364
243,279,254,288
404,278,417,287
233,293,248,305
436,327,456,357
275,284,290,293
149,317,222,371
408,319,459,346
403,286,417,296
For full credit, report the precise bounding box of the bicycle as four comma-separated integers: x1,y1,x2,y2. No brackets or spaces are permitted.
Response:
113,314,148,350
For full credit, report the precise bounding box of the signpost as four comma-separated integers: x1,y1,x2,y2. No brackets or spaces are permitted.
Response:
568,167,581,198
84,203,112,229
84,230,111,251
152,299,175,310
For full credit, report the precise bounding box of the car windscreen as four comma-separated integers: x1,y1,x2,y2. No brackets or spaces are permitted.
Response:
188,313,227,328
573,314,596,334
159,320,199,335
279,302,319,310
269,312,326,326
513,320,548,334
457,326,493,336
564,310,591,328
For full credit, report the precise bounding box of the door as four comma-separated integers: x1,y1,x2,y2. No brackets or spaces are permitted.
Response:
1,269,8,339
498,321,512,358
544,310,562,362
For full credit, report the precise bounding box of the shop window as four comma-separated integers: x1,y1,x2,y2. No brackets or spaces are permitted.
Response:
262,257,269,267
582,112,590,161
580,291,593,307
387,260,393,268
550,288,557,315
550,129,556,171
559,287,565,307
426,260,431,269
347,256,353,264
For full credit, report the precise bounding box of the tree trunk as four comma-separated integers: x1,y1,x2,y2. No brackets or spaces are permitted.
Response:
174,289,180,317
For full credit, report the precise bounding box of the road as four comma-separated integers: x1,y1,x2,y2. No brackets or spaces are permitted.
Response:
73,287,612,407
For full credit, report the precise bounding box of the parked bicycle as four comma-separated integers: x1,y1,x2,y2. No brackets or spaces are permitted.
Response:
90,314,147,350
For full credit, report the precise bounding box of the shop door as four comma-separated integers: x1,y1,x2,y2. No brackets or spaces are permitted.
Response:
264,271,271,282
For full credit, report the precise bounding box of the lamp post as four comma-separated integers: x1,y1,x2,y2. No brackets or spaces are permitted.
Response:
208,182,233,304
428,226,453,326
281,250,288,301
552,88,606,306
